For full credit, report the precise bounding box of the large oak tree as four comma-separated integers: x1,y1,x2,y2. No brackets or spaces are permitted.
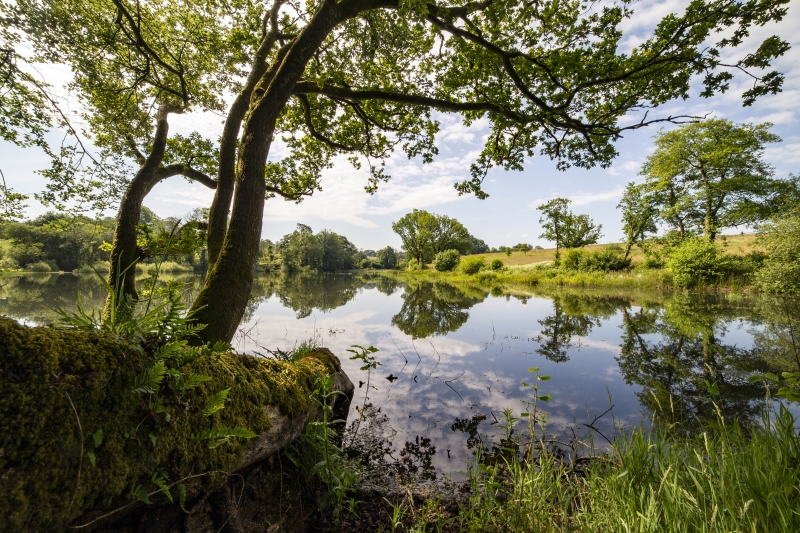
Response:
6,0,792,343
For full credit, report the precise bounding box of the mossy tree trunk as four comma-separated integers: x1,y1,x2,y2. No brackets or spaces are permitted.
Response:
103,106,217,321
190,0,385,343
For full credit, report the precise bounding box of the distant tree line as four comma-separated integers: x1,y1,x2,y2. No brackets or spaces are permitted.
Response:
0,207,210,273
260,224,402,272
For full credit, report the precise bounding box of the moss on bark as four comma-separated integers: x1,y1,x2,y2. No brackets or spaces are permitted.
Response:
0,317,341,531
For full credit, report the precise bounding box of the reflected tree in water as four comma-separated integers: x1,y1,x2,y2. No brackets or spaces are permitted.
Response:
269,273,366,319
535,293,624,362
617,296,778,432
391,281,484,339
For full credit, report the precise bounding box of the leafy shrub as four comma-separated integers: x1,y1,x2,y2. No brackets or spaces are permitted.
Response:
434,249,461,271
0,257,19,270
666,238,728,288
25,260,52,272
754,212,800,292
376,246,398,269
460,256,486,274
405,258,425,270
562,245,631,272
490,258,504,270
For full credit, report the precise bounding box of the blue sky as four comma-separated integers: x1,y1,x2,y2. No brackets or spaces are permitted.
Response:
4,0,800,251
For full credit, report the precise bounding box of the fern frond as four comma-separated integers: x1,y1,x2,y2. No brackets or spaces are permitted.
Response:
177,482,188,512
201,388,230,416
180,373,212,394
129,484,152,504
154,340,188,361
132,361,167,394
151,473,173,503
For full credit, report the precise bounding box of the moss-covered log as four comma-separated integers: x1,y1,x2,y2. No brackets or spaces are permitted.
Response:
0,317,353,532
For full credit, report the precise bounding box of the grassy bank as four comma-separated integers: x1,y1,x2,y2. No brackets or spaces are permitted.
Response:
378,235,766,293
371,404,799,532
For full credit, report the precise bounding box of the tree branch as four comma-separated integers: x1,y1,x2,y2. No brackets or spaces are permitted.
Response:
295,94,359,151
155,163,217,189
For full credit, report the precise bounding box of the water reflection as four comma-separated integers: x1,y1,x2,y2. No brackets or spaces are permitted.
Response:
2,272,799,475
391,281,484,339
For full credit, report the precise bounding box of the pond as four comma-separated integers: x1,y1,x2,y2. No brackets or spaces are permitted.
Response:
2,271,798,478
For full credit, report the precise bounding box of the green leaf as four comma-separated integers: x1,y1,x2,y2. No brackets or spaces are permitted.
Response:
539,375,551,381
87,451,96,467
92,428,103,448
202,388,230,416
529,367,540,373
539,394,552,402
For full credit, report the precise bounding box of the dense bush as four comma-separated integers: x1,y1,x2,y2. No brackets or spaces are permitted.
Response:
359,258,383,269
666,238,729,288
754,212,800,292
25,260,53,272
490,258,504,270
460,256,486,274
0,257,19,270
405,258,425,271
562,245,631,272
376,246,398,269
434,249,461,271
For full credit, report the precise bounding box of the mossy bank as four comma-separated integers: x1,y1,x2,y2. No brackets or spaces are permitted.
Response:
0,317,346,531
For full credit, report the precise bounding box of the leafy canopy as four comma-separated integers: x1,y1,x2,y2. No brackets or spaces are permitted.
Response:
640,119,794,239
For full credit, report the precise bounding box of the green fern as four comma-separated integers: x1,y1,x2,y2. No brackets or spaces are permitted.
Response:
132,361,167,395
201,388,230,416
179,373,212,395
177,482,188,512
129,484,152,504
151,473,173,503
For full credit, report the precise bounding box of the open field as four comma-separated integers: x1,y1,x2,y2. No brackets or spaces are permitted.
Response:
468,232,761,267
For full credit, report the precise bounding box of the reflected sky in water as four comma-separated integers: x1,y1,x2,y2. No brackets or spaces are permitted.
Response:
2,272,797,477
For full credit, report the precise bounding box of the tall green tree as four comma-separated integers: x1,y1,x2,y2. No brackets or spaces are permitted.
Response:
392,209,438,266
618,182,658,259
538,198,601,257
537,198,570,259
7,0,792,343
392,209,470,265
641,119,789,241
562,213,602,249
376,246,398,269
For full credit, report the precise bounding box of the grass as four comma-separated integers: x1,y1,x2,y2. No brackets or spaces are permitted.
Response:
388,263,678,294
478,233,762,267
385,234,764,293
381,403,800,532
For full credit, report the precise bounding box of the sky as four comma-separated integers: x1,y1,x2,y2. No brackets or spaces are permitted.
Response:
3,0,800,251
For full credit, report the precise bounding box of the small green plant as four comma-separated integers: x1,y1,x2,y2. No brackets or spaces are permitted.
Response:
490,258,504,270
460,255,486,274
433,249,461,271
286,372,358,521
347,345,381,445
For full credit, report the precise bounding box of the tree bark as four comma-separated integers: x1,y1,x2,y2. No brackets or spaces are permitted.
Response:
190,0,392,343
206,18,288,269
103,107,217,321
103,106,179,320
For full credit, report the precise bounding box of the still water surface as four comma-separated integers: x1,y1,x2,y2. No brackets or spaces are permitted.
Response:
2,272,796,477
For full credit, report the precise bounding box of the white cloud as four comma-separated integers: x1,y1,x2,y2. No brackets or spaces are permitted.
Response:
527,184,626,210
